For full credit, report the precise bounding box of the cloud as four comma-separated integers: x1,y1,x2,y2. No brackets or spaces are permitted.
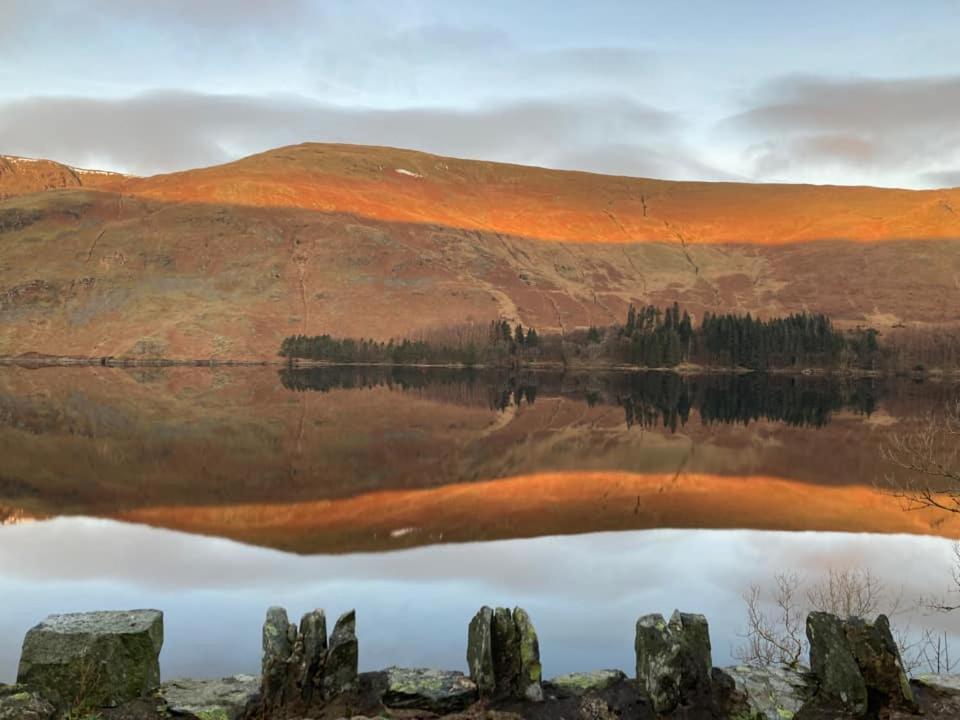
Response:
922,170,960,189
0,90,705,179
721,74,960,186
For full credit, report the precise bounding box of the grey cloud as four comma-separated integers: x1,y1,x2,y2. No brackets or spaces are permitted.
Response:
922,170,960,189
722,75,960,186
0,91,691,178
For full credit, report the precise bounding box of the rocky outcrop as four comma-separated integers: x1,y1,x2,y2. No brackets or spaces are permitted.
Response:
381,667,478,713
635,610,713,714
807,611,916,716
157,674,260,720
0,684,55,720
717,664,816,720
16,609,163,712
466,606,543,702
545,669,627,697
323,610,359,700
259,606,358,717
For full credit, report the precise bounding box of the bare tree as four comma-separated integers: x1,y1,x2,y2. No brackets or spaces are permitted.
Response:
882,399,960,514
737,573,806,667
737,568,905,669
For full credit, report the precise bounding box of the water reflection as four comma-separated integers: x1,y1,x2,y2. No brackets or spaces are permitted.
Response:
278,367,887,428
1,518,958,683
0,367,956,550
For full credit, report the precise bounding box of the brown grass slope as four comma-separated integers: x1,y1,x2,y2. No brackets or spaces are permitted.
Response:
1,143,959,359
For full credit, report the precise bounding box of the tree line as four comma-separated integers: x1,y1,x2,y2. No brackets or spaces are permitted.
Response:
576,302,880,371
280,303,894,371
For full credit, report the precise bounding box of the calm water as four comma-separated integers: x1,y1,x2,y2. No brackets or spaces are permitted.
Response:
1,366,958,681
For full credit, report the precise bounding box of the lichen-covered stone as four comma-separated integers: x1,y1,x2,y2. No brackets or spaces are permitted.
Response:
492,608,520,696
670,611,713,707
467,606,543,701
298,609,327,706
0,684,55,720
261,606,296,713
16,609,163,711
545,670,627,697
844,614,917,713
467,606,496,696
635,613,680,714
158,674,259,720
323,610,359,699
512,608,543,703
634,609,713,714
807,611,868,715
721,664,816,720
382,667,478,713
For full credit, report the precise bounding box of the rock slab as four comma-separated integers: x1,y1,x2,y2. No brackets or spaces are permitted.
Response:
466,606,543,701
635,610,713,714
545,669,627,697
382,667,479,713
720,664,816,720
16,609,163,711
158,674,260,719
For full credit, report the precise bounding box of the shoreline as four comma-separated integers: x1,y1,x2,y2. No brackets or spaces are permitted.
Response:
0,354,957,380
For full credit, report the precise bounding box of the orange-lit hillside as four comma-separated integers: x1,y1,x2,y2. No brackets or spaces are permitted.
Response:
0,155,127,199
122,143,960,245
2,143,960,359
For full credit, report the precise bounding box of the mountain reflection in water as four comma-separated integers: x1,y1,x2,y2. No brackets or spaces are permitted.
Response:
278,366,886,429
0,366,956,552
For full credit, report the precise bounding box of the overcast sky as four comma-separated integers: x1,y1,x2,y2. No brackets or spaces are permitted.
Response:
1,0,959,187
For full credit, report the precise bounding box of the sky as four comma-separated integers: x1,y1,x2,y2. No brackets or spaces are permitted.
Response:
1,0,959,187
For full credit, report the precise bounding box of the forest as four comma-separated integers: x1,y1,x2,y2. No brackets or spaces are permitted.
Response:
279,303,895,372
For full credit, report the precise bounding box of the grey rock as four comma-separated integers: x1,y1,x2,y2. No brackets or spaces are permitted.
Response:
492,607,520,696
635,613,679,714
323,610,359,700
158,674,260,720
467,606,543,701
16,609,163,711
807,611,868,715
844,614,917,713
577,696,619,720
467,606,496,696
382,667,478,713
298,609,328,705
513,608,543,703
721,664,816,720
261,606,296,713
0,684,55,720
545,670,627,697
634,610,713,714
670,611,712,707
259,605,358,716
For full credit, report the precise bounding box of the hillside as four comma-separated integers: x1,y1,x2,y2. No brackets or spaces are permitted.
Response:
1,143,959,360
0,155,126,200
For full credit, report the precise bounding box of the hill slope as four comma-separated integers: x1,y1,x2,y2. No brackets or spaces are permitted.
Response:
1,143,958,360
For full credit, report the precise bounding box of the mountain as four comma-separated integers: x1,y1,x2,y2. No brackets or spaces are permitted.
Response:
1,143,959,360
0,155,126,199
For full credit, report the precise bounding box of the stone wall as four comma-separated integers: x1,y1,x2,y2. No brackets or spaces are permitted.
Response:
1,605,955,719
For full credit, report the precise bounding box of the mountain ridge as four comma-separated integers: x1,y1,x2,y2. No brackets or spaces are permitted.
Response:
1,143,958,359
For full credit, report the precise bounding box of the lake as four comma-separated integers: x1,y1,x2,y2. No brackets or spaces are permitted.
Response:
1,366,959,682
